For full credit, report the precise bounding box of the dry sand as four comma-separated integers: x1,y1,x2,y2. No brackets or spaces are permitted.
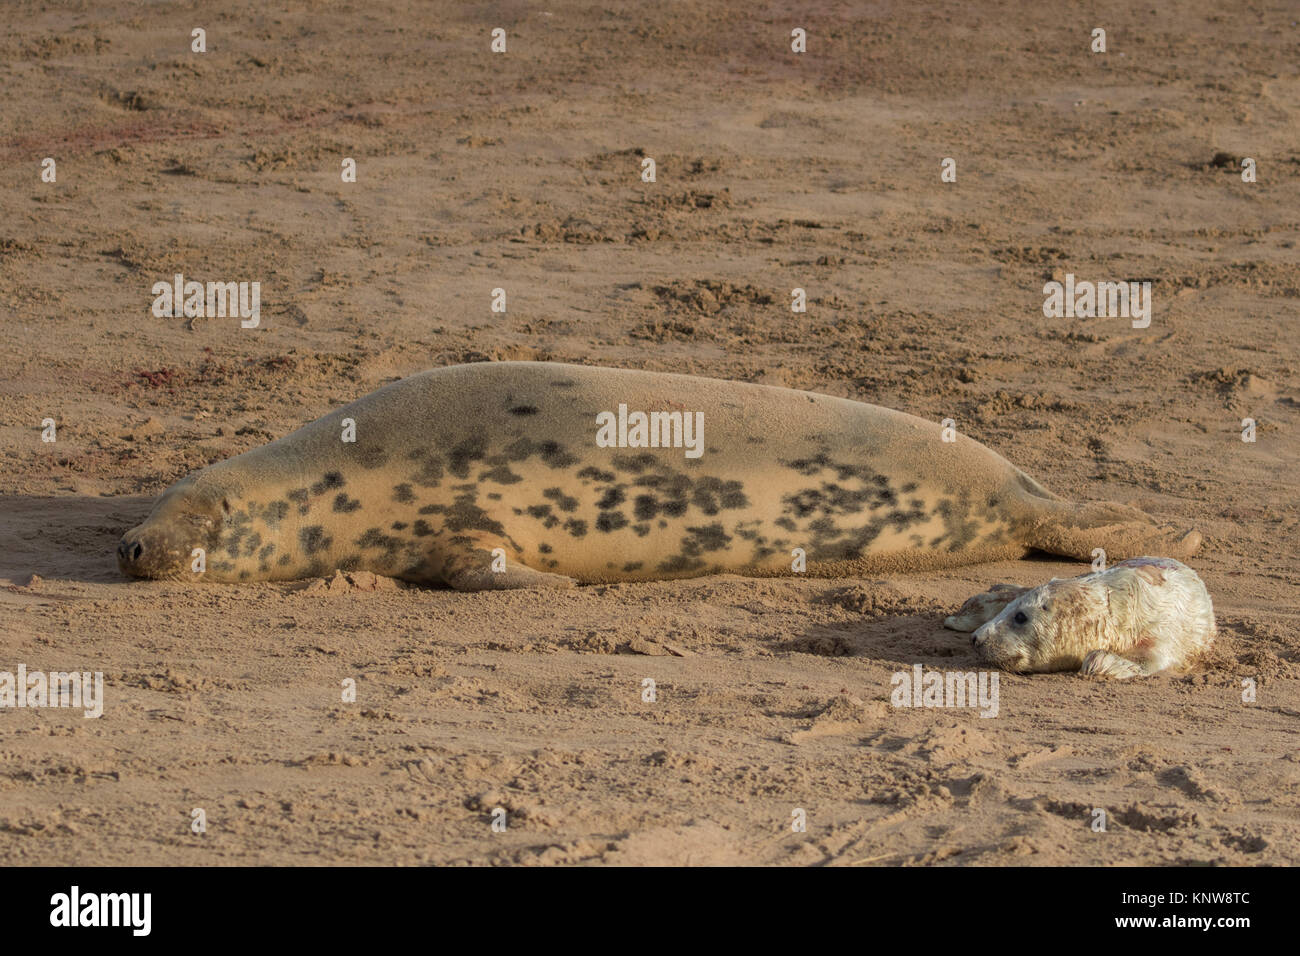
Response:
0,0,1297,865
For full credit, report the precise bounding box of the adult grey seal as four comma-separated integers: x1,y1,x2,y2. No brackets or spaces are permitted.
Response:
116,362,1201,590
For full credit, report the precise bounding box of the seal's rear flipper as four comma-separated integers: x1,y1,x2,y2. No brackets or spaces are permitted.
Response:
944,583,1032,632
1022,499,1202,563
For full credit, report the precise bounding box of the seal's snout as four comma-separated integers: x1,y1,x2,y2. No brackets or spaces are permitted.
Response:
116,534,147,576
116,526,186,579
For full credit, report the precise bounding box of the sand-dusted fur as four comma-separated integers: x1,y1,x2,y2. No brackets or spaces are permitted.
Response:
964,557,1216,678
117,362,1201,589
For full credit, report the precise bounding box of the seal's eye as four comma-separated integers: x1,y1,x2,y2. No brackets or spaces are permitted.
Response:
1013,610,1029,626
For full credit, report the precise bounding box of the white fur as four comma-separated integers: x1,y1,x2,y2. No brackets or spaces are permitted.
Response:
963,558,1216,679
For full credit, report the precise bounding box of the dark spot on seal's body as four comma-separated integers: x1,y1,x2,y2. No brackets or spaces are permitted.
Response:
509,405,539,416
564,518,588,538
936,494,981,551
444,494,506,537
578,466,616,484
622,561,643,572
222,513,252,557
258,543,276,560
499,439,530,463
785,454,831,477
333,493,362,513
411,457,444,487
418,504,443,515
681,523,730,556
526,504,552,521
596,487,626,509
287,488,310,514
612,453,657,475
278,554,292,566
263,500,290,526
392,521,408,531
596,511,628,533
392,484,415,503
480,464,523,485
632,523,650,537
692,477,748,515
339,555,361,571
550,379,577,389
658,554,706,574
634,495,659,520
413,520,435,537
354,446,389,470
300,526,332,554
538,543,552,554
448,438,488,479
538,442,579,468
310,472,346,496
358,527,405,553
660,499,687,518
544,488,578,512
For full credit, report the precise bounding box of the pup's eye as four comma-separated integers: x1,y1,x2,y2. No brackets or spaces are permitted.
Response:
1013,611,1029,626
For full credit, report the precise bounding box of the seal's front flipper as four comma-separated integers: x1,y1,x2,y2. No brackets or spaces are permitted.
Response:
438,538,576,591
1079,649,1149,679
944,583,1031,632
445,564,577,591
1023,499,1202,562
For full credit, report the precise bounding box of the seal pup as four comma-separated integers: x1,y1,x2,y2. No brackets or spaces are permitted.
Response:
955,557,1216,678
116,361,1201,589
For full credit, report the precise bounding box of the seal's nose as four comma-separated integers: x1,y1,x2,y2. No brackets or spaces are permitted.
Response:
971,632,986,648
117,535,145,573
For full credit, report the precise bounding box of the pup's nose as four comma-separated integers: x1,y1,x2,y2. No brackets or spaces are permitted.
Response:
971,632,986,647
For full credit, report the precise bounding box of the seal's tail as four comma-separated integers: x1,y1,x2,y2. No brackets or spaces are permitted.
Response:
1019,496,1202,562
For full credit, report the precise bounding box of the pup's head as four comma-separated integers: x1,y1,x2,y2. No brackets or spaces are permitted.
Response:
970,578,1101,673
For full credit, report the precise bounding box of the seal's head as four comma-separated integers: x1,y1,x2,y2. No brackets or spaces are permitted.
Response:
970,577,1101,673
117,475,227,579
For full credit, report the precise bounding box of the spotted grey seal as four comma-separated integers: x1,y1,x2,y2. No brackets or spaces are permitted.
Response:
116,362,1201,589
